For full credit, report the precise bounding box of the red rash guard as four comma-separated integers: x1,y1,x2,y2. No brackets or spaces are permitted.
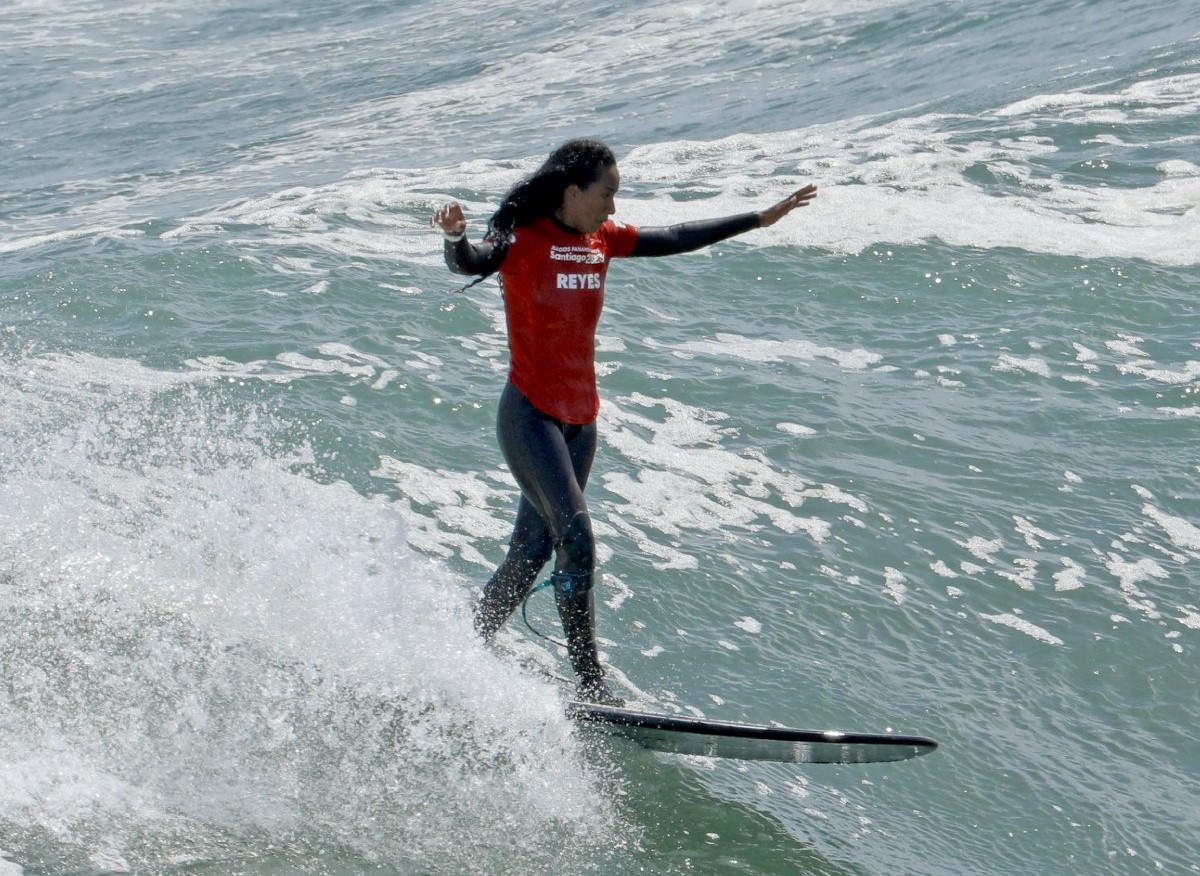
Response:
499,217,639,424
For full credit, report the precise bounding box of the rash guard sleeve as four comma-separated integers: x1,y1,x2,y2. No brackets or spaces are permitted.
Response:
629,212,761,258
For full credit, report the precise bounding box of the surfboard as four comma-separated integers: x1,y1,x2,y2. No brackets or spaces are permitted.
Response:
568,701,937,764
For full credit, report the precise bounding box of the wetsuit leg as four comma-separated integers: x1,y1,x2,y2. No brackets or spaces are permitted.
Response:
486,385,620,703
473,496,553,640
479,384,619,703
495,382,597,572
552,570,623,705
474,382,596,638
553,510,595,578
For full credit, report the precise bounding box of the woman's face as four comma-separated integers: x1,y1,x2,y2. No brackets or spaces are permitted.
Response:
558,163,620,234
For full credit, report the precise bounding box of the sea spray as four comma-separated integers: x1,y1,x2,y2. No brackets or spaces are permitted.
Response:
0,352,628,874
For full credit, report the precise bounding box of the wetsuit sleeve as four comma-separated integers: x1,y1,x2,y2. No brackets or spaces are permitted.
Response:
629,212,761,258
444,236,505,276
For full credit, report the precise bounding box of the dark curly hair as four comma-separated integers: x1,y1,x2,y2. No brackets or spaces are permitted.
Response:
486,138,617,249
452,139,616,292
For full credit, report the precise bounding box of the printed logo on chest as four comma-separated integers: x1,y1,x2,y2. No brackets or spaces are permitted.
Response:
550,245,604,264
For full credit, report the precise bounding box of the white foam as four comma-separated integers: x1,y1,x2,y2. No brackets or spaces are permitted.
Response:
777,422,817,437
1014,516,1060,551
163,168,459,269
734,616,762,634
764,81,1196,263
666,332,882,372
588,573,627,614
6,0,1197,280
998,558,1039,591
275,352,375,378
994,90,1129,118
963,536,1003,563
1053,559,1087,592
599,393,853,554
994,355,1053,379
1117,360,1200,386
1106,554,1169,621
0,352,617,869
603,512,699,571
883,568,908,604
981,612,1064,646
612,111,1200,266
182,341,450,394
1106,335,1150,359
1141,505,1200,552
1159,405,1200,418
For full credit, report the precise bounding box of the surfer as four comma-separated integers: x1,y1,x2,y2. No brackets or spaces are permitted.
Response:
433,139,816,704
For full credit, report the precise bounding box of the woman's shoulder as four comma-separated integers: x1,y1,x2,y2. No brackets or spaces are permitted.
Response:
597,218,639,256
599,218,637,234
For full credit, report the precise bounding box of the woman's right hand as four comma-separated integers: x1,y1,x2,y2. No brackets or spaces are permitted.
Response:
432,202,467,236
757,184,817,228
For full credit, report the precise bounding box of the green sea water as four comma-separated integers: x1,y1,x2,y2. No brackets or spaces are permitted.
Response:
2,1,1198,874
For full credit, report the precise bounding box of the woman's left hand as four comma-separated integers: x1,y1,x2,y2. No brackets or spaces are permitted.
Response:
432,201,467,236
758,184,818,228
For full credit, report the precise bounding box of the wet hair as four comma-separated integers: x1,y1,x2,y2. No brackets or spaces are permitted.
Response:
486,138,617,249
453,139,616,293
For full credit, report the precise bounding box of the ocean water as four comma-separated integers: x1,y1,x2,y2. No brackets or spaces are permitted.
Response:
2,0,1198,873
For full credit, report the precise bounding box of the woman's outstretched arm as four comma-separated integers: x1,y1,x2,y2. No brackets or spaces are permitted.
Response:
631,183,816,257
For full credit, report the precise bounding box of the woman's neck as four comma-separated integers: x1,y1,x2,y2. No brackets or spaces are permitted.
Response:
551,211,585,235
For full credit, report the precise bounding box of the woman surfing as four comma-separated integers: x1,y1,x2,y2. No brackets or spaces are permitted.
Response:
433,139,816,704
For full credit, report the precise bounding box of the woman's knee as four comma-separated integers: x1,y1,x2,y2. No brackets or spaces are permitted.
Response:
556,511,595,573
